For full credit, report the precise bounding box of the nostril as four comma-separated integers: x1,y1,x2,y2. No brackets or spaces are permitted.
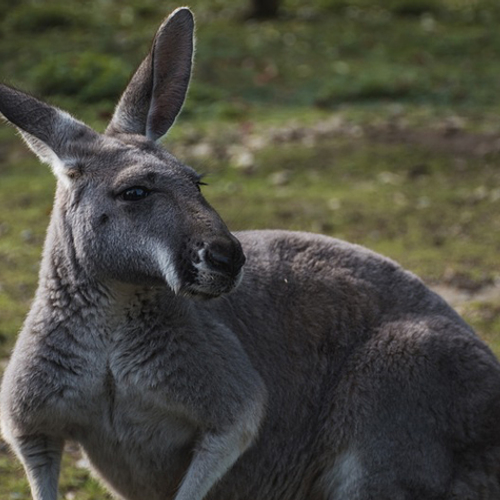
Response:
205,239,245,277
206,248,231,269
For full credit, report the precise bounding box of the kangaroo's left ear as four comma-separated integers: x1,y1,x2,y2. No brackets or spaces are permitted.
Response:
106,7,195,141
0,83,99,183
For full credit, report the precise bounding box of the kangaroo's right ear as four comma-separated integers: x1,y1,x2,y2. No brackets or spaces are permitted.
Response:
0,84,99,185
106,8,194,141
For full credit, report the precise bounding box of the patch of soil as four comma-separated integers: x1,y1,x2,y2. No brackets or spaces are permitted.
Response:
179,114,500,168
364,122,500,158
431,282,500,308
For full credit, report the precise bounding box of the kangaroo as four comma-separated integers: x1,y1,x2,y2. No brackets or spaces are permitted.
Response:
1,7,500,500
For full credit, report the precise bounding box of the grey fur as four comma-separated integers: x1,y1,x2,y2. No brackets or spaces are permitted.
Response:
1,7,500,500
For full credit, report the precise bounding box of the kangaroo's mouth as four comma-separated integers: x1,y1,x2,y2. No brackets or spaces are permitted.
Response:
180,264,244,300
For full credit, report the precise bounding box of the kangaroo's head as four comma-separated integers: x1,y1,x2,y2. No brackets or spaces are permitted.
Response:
0,8,245,299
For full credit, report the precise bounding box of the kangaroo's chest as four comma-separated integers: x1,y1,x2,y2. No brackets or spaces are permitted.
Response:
21,309,259,499
64,332,200,500
67,324,196,432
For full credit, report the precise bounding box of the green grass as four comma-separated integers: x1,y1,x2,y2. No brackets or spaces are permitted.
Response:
1,0,500,497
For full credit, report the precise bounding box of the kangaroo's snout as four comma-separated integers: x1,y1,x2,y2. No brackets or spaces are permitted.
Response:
205,236,246,278
179,233,246,299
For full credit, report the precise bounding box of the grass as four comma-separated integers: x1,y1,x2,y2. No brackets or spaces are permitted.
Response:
1,0,500,497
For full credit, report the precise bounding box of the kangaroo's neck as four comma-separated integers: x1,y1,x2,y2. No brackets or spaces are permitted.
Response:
26,209,187,339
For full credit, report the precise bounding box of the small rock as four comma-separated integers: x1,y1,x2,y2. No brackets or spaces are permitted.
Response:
441,115,466,136
190,142,213,159
416,196,431,209
327,198,341,211
473,186,488,202
76,457,90,469
490,188,500,202
377,171,401,185
234,150,255,170
421,13,436,33
269,170,291,187
21,229,34,243
245,134,268,151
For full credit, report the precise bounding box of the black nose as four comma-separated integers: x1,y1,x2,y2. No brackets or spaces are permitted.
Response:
205,237,246,277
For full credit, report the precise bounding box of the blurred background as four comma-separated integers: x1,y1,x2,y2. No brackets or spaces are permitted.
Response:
1,0,500,497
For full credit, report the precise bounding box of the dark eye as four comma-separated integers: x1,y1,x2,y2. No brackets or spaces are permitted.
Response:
120,187,151,201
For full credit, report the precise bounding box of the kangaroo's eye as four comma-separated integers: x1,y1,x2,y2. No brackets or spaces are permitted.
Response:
120,187,151,201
